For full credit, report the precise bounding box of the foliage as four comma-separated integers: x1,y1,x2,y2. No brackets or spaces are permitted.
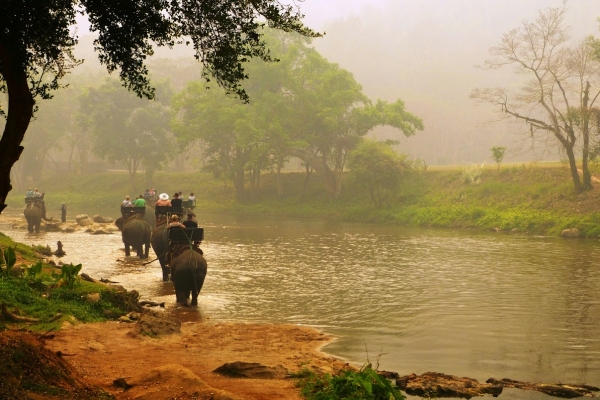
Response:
471,5,600,192
490,146,506,171
172,29,423,201
0,0,319,215
53,263,82,289
461,163,484,185
79,78,176,188
0,246,16,278
348,139,412,208
295,363,405,400
32,245,52,256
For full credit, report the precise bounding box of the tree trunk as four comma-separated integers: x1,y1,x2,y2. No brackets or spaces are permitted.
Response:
276,163,283,197
290,148,338,198
301,164,312,200
581,82,592,190
0,37,35,214
565,144,582,193
233,168,246,202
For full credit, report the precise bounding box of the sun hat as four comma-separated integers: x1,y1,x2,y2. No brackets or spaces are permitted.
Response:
159,193,169,201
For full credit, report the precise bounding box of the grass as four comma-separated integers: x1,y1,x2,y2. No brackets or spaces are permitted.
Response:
294,363,405,400
0,233,141,332
8,161,600,237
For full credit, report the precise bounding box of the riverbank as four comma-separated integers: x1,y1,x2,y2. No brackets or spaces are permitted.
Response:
9,162,600,237
0,232,347,399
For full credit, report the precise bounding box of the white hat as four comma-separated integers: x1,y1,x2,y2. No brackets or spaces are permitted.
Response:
159,193,169,200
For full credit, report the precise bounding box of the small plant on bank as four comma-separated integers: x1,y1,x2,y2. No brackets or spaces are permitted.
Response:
490,146,506,172
0,246,17,278
462,163,484,185
295,362,405,400
53,263,82,288
32,244,53,256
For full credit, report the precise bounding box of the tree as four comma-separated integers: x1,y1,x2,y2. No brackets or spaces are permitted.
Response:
471,3,600,192
348,139,410,208
0,1,316,213
79,78,175,190
490,146,506,171
172,30,423,201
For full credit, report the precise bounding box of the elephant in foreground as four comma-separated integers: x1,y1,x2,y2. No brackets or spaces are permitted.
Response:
24,203,52,233
150,222,170,281
115,216,151,259
170,248,207,306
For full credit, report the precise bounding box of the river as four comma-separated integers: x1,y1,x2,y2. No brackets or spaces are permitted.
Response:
2,211,600,399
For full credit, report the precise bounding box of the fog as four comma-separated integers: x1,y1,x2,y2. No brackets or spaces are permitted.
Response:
68,0,600,167
298,0,600,165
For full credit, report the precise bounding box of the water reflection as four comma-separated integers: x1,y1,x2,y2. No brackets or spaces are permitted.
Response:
2,213,600,399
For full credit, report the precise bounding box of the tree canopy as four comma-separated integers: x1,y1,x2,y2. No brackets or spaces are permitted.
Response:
0,0,317,213
172,30,423,201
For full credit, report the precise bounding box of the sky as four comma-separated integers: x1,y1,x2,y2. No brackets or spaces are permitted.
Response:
74,1,600,165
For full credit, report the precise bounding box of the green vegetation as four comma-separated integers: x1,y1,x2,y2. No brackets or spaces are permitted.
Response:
0,233,139,332
11,161,600,238
295,363,405,400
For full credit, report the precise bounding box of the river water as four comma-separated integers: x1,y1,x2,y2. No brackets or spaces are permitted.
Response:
2,212,600,399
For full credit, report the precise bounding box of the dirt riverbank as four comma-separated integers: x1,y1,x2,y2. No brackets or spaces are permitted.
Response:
42,318,346,399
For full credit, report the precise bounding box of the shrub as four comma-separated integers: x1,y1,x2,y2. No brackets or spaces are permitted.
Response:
295,363,405,400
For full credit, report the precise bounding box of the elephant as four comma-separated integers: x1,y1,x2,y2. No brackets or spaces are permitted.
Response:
24,202,52,233
115,216,151,259
170,248,207,306
150,222,170,281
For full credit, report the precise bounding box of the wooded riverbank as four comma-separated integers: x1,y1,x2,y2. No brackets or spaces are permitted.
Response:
9,162,600,238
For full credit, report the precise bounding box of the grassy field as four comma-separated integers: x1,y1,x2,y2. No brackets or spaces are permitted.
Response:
7,161,600,237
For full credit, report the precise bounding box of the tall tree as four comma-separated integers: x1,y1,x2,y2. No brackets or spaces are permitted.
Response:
79,78,175,190
172,30,423,201
0,0,316,213
471,4,600,192
348,139,411,208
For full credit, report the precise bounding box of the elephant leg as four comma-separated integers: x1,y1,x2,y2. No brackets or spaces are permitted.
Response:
161,266,170,282
124,244,131,256
35,222,40,233
144,242,150,259
27,220,33,233
136,244,143,258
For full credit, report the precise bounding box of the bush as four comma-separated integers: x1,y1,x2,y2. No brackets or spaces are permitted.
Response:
295,363,405,400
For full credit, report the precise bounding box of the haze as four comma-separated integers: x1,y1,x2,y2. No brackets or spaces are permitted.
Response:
69,0,600,166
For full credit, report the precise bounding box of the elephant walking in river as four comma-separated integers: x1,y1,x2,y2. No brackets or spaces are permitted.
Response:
24,203,51,233
150,222,170,281
170,248,207,306
115,216,151,259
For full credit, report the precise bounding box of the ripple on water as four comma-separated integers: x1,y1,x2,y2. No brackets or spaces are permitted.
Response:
2,215,600,396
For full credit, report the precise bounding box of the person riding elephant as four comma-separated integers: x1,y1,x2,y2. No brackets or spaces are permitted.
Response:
170,248,207,306
150,220,170,281
115,215,151,259
23,200,51,233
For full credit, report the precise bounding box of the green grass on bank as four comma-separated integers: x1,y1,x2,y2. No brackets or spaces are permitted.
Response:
7,162,600,237
0,233,141,332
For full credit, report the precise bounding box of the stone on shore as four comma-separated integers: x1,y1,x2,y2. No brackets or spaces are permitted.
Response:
75,214,93,226
561,228,580,238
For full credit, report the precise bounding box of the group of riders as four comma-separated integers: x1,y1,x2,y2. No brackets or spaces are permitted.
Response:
120,188,199,229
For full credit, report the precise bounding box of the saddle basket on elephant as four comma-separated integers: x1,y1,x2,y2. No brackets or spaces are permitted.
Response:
155,205,184,221
121,206,145,219
167,227,204,259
